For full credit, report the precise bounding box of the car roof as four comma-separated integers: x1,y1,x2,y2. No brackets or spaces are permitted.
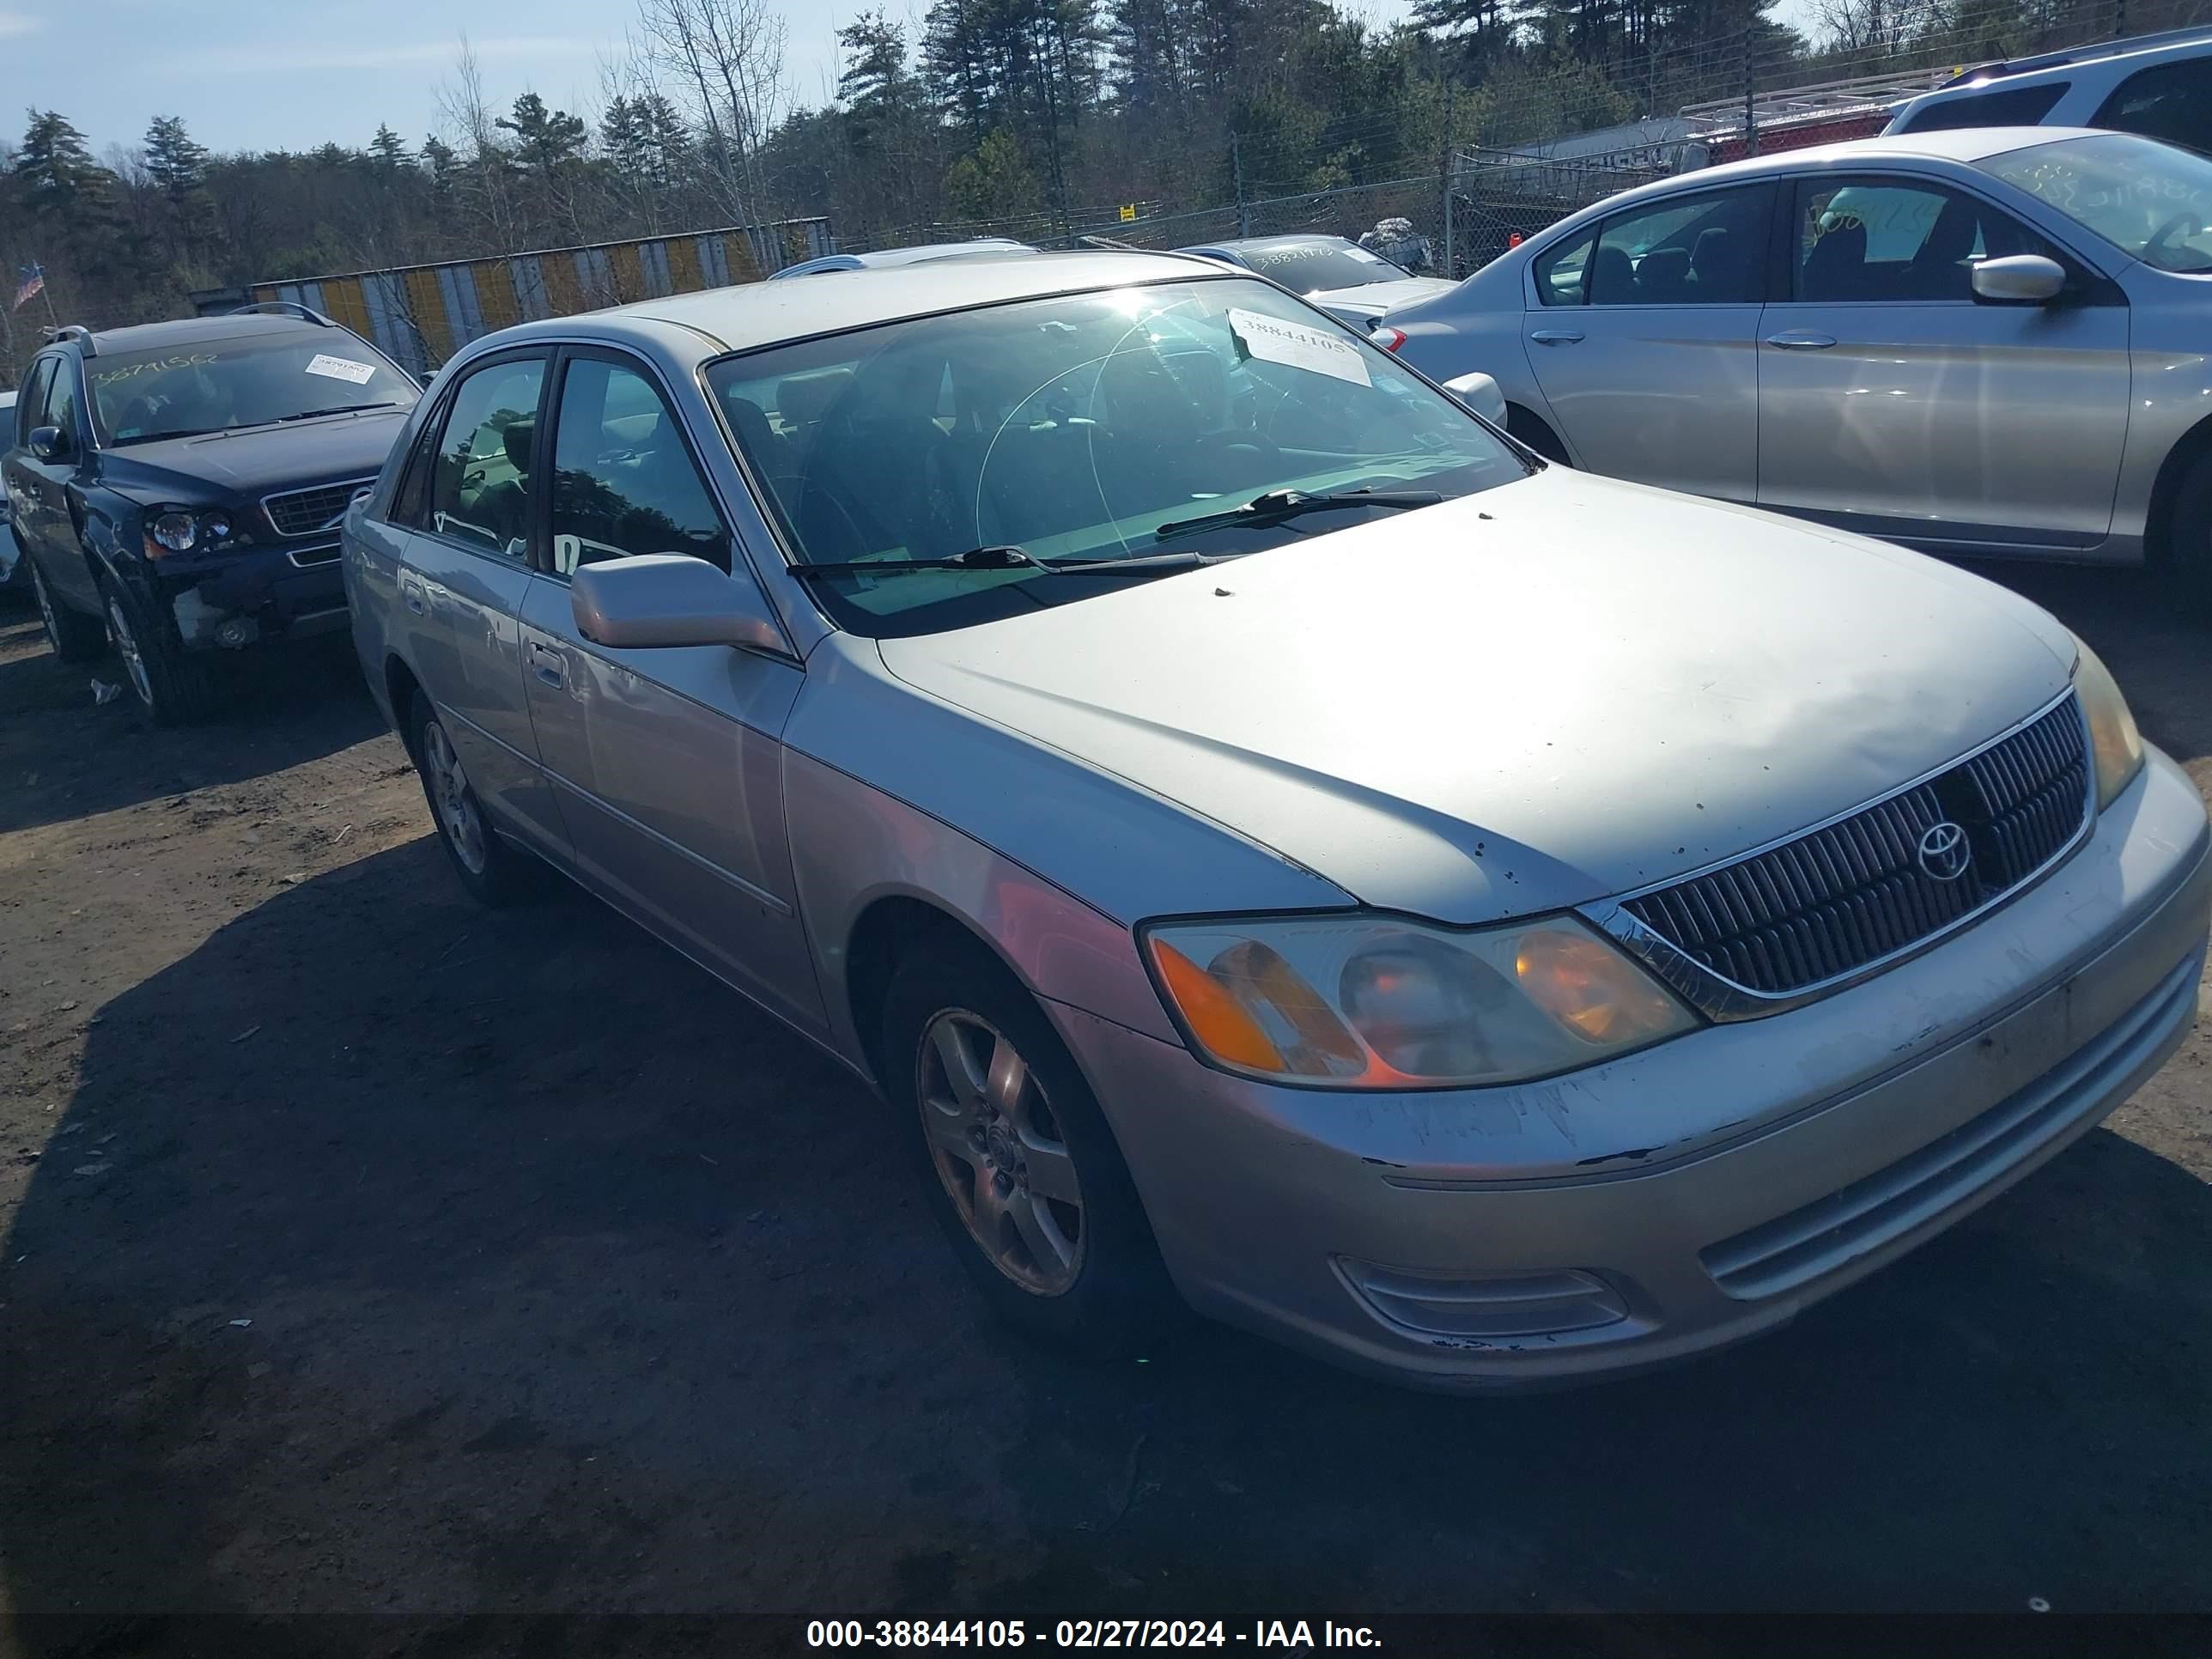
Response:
1569,125,2113,216
1933,21,2212,88
1182,234,1360,255
484,250,1231,356
775,239,1036,278
82,313,336,353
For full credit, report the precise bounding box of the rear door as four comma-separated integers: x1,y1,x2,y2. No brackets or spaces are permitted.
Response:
1754,173,2130,552
517,346,822,1032
391,348,568,855
1520,182,1774,501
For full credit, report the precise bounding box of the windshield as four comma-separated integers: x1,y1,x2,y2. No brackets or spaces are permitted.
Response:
88,331,419,446
1236,241,1407,293
1978,132,2212,274
703,277,1528,637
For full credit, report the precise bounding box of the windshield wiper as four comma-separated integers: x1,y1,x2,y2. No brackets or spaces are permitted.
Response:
108,428,220,446
789,545,1053,579
275,402,402,423
1152,487,1444,544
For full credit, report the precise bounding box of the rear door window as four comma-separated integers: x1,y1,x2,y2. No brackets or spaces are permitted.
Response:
1533,226,1595,307
2092,58,2212,153
1588,186,1771,306
1899,82,2069,132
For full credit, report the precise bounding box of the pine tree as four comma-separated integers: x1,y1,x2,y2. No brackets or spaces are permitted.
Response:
368,124,413,171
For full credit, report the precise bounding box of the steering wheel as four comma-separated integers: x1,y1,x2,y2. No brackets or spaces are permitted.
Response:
1190,428,1284,471
2148,211,2203,257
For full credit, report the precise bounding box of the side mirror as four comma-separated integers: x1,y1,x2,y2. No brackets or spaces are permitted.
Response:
416,370,437,390
1971,254,2066,305
570,553,788,654
28,424,70,463
1442,370,1508,427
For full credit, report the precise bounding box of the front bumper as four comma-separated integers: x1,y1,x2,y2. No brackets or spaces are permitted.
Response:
154,541,348,651
1059,746,2211,1389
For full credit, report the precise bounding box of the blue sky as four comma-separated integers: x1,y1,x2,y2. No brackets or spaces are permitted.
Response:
4,2,1431,160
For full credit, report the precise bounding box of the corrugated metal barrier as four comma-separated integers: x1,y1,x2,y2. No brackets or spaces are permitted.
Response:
234,217,835,374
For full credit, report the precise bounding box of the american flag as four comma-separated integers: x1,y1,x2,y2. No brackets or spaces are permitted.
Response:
11,263,44,311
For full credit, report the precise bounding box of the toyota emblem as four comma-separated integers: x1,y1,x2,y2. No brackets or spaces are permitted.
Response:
1917,820,1972,882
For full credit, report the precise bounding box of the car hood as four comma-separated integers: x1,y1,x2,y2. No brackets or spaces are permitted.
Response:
1307,275,1458,324
877,469,2078,925
94,406,411,506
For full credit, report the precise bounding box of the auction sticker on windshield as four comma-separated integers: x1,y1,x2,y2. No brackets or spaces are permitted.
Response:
304,354,376,385
1227,307,1370,386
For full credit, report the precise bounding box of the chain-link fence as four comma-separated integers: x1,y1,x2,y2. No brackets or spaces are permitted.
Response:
852,0,2210,279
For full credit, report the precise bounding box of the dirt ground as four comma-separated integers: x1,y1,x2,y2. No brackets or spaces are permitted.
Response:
1,561,2209,1647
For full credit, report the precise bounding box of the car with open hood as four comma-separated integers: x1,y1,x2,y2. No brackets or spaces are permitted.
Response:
3,305,420,721
342,251,2209,1389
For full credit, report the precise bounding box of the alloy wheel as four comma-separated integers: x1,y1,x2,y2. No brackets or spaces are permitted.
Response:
421,719,489,876
105,594,154,710
915,1008,1085,1295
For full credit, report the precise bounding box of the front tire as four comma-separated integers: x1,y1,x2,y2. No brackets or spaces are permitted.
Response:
31,562,107,664
883,941,1181,1356
408,698,547,906
100,577,216,724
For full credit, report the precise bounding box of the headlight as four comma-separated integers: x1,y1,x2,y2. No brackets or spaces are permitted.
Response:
149,510,200,555
2075,639,2143,810
1142,913,1698,1089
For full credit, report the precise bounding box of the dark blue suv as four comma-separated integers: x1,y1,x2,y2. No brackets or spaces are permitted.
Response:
3,305,420,722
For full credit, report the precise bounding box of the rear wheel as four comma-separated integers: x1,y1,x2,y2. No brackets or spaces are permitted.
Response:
884,941,1182,1356
30,562,106,663
408,698,548,906
100,577,216,724
2161,449,2212,616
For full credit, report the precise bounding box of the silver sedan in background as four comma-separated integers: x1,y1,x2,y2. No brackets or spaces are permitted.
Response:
343,252,2209,1389
1379,128,2212,605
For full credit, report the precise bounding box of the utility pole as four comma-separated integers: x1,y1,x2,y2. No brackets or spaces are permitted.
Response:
1231,133,1251,238
1438,78,1455,279
1742,28,1759,158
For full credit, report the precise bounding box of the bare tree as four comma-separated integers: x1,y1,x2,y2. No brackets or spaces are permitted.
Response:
634,0,789,228
433,34,521,252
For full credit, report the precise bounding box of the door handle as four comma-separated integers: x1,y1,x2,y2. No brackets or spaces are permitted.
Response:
399,572,428,616
528,642,567,690
1765,331,1838,350
1528,329,1584,346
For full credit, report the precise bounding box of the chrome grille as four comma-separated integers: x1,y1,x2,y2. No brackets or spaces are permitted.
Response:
1620,696,2089,1000
263,477,374,538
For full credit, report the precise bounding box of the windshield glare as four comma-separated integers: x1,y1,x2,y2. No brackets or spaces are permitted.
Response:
1978,133,2212,274
88,331,418,445
1237,241,1405,292
705,278,1528,636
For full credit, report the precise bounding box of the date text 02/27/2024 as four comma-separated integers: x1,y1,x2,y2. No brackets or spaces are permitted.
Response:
805,1620,1382,1649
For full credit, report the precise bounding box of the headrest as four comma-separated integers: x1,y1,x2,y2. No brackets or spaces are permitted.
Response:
501,417,534,472
1637,246,1691,295
724,394,774,459
1590,244,1634,303
777,368,853,428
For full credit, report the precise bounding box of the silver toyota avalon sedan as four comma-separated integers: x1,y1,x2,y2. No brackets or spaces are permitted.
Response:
343,250,2211,1389
1379,128,2212,601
